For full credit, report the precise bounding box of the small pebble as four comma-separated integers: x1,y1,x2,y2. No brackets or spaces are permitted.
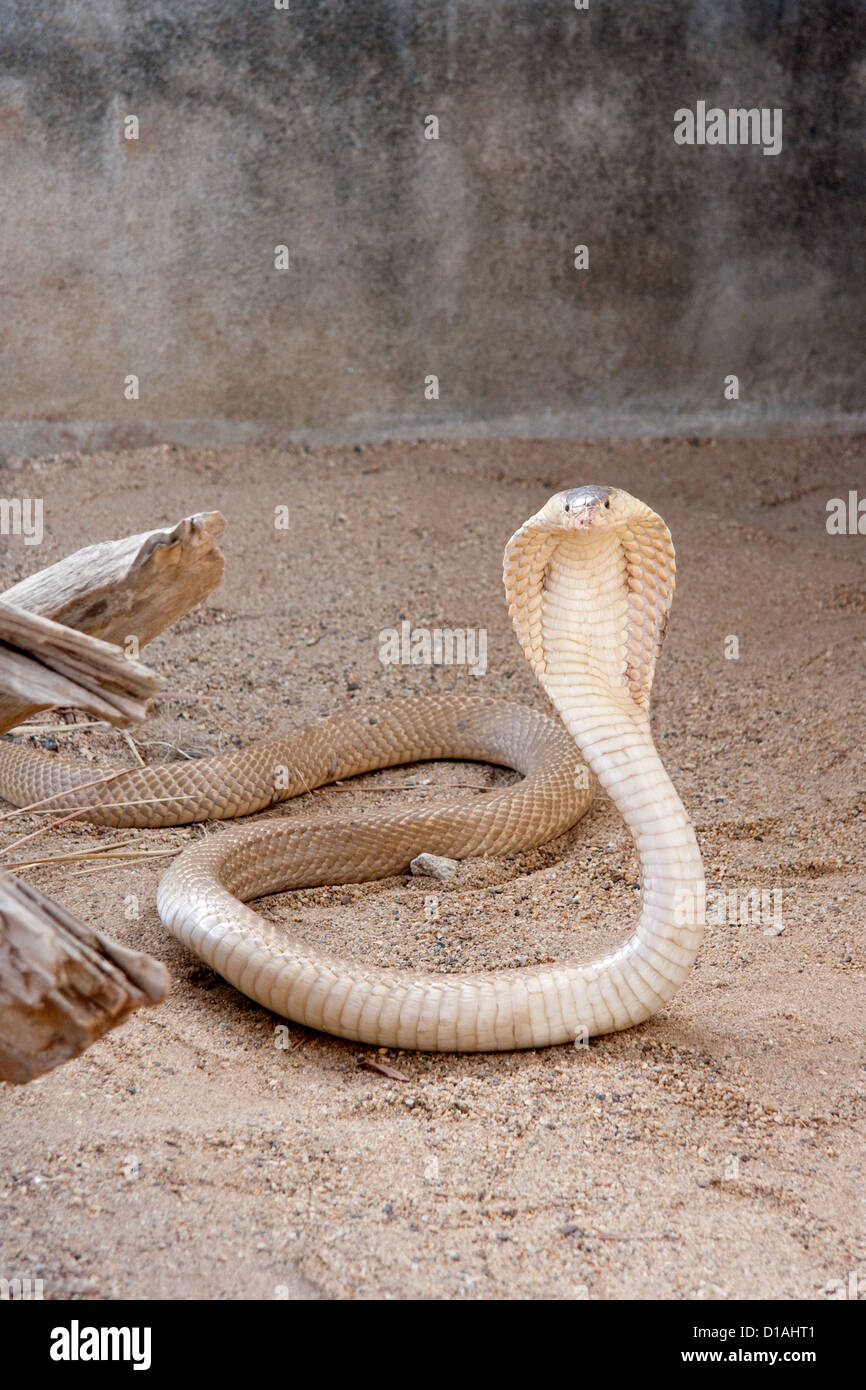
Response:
410,853,458,881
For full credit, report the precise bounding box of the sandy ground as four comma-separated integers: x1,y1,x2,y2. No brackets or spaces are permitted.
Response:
0,436,864,1301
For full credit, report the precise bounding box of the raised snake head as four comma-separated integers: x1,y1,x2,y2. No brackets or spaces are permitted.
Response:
503,485,677,715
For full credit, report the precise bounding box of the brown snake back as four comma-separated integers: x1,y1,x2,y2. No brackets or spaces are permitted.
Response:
0,697,594,881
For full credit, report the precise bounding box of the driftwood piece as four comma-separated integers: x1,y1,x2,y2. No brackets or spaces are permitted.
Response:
0,601,161,730
0,872,170,1083
0,511,225,733
0,513,225,1079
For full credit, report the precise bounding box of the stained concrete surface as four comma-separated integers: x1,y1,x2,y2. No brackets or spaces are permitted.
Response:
0,1,864,454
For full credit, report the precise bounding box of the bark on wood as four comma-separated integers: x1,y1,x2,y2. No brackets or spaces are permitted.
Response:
0,872,170,1084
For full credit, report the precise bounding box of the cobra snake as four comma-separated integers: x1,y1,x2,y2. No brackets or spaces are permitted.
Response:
0,486,705,1051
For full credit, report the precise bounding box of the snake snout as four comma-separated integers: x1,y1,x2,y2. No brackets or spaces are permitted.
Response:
559,484,615,529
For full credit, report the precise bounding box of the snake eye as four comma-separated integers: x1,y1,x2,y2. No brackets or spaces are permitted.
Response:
564,503,569,512
604,499,610,508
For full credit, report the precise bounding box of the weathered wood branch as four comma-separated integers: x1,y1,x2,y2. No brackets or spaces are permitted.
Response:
0,601,162,730
0,512,225,1079
0,872,170,1083
0,510,225,733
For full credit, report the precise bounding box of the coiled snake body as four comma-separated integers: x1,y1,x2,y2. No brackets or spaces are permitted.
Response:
0,487,705,1051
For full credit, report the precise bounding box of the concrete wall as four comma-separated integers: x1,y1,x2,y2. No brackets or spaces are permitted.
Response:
1,0,864,455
